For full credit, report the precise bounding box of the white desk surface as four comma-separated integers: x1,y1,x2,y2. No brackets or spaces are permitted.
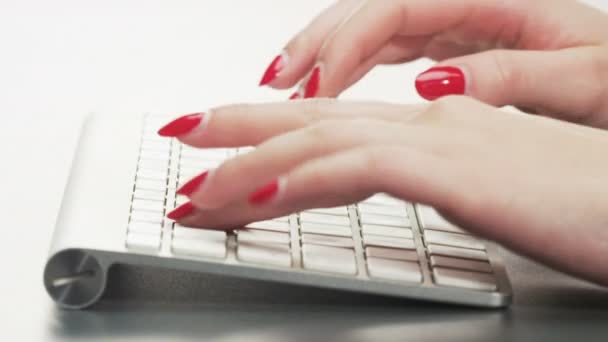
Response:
1,1,607,341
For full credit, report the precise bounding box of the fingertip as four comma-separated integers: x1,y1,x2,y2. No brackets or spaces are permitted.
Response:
415,66,466,101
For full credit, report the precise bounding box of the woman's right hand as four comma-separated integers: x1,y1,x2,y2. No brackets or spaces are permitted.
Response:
259,0,608,128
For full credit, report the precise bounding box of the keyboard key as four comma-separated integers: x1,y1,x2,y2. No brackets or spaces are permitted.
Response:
140,150,170,161
300,212,351,227
130,210,163,224
246,220,290,232
366,257,422,283
417,205,468,234
361,225,413,239
301,233,355,248
307,207,349,216
133,188,166,202
300,221,352,237
132,199,165,212
237,242,291,267
423,230,485,250
430,255,493,273
365,246,418,261
362,234,416,250
271,216,290,222
138,159,169,171
363,194,403,206
433,267,497,291
172,235,227,259
174,196,189,206
236,146,255,155
302,244,357,275
357,203,408,217
136,178,167,190
128,221,162,234
360,213,411,227
173,225,227,240
179,159,222,170
137,169,168,181
126,232,161,252
237,229,290,244
141,141,171,153
427,244,489,261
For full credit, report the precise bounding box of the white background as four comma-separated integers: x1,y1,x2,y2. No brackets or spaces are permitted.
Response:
0,0,606,340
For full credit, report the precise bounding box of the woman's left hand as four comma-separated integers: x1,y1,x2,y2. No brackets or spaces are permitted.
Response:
158,96,608,286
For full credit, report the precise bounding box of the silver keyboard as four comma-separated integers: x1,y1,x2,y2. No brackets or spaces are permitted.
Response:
44,114,512,309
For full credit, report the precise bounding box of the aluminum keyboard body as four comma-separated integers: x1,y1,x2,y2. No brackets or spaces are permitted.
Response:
44,114,512,309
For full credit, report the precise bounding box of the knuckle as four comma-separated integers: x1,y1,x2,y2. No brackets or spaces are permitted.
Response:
286,30,312,55
587,46,608,114
487,49,519,92
305,119,343,140
426,95,466,118
299,98,340,123
210,103,249,118
359,146,390,180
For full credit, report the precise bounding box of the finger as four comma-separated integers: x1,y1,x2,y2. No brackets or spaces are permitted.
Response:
340,35,430,94
415,46,608,128
303,0,476,98
187,119,428,209
165,100,426,147
260,0,364,89
178,145,458,229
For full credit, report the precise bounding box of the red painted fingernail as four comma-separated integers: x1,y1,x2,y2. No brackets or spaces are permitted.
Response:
259,53,287,86
248,179,280,205
167,201,195,220
415,66,465,101
304,66,321,98
158,113,204,137
177,171,209,196
288,92,300,100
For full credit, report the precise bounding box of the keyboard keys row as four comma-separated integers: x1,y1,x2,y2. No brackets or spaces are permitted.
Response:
416,204,497,291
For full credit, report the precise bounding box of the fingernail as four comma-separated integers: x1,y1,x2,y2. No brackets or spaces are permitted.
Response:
415,66,465,101
288,91,300,100
167,201,195,220
259,52,288,86
158,113,204,137
248,178,282,205
177,171,209,196
304,66,321,98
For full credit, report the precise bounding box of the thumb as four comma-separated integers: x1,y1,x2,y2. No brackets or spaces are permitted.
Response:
415,46,608,127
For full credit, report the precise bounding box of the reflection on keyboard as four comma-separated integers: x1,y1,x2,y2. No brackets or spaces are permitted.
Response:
125,115,503,297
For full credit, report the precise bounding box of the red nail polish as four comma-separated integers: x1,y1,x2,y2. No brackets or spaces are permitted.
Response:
177,171,209,196
304,66,320,98
167,201,195,220
415,66,465,101
288,92,300,100
158,113,204,137
248,179,280,205
259,54,286,86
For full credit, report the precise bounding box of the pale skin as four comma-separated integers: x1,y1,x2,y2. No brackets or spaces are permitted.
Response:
165,0,608,286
